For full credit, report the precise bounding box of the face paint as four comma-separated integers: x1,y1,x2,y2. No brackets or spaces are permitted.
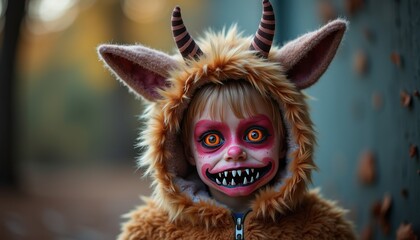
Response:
194,120,230,154
236,115,275,150
190,104,281,197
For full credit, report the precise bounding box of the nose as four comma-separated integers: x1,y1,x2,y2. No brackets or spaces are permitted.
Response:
224,146,247,161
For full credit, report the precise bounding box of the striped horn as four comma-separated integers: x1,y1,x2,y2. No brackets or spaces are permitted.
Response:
171,6,203,60
250,0,275,58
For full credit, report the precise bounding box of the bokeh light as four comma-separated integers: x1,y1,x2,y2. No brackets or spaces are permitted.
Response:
121,0,167,24
0,0,5,16
0,0,6,32
26,0,79,34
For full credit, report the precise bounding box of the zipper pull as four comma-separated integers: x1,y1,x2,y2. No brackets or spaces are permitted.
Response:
235,216,244,240
232,211,250,240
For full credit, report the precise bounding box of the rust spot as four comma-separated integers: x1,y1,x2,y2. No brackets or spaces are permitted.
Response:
379,194,392,235
358,151,376,185
318,1,337,23
363,27,375,42
371,200,381,217
409,144,418,158
381,221,391,235
390,52,403,68
372,92,383,110
396,223,418,240
400,188,409,199
360,224,373,240
400,90,412,108
380,194,392,217
371,194,393,235
345,0,364,16
354,50,369,76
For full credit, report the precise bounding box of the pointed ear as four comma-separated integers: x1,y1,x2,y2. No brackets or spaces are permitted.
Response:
274,19,348,89
97,44,178,102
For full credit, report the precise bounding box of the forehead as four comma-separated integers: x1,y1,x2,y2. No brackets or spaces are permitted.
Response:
194,95,272,123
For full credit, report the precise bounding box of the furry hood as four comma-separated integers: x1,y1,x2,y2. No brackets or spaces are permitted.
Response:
98,3,347,227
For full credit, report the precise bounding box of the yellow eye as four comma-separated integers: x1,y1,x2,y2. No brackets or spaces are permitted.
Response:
202,133,223,148
247,129,263,142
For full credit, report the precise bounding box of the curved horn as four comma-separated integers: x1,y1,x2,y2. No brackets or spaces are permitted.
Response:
250,0,275,58
171,6,203,60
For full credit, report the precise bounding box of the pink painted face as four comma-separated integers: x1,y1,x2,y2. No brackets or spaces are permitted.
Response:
189,104,282,197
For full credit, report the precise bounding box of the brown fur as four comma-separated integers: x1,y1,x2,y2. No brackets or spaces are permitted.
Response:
138,27,317,223
98,19,355,239
118,190,355,239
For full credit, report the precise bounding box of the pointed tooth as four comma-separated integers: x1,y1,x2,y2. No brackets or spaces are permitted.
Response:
243,177,248,185
224,171,228,177
237,170,241,176
222,178,227,185
216,178,221,185
250,176,254,183
256,172,259,179
219,173,222,178
251,168,254,173
231,179,236,186
245,169,250,175
232,170,236,177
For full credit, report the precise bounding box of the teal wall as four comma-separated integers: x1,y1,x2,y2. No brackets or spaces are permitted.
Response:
278,0,420,238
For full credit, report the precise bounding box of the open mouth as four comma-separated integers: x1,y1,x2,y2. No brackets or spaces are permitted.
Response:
205,162,272,188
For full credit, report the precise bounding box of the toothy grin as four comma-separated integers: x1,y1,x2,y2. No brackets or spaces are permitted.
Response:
205,162,272,188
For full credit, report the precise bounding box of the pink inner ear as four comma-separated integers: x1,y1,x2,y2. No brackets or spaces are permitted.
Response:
287,30,341,89
107,53,167,100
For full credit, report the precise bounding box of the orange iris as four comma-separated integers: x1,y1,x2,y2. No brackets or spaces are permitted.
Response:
247,129,263,142
204,133,221,147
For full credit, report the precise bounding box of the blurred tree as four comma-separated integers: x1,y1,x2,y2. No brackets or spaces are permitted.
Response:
0,0,26,189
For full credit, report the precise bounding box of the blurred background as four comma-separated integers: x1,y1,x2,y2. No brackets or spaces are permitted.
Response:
0,0,419,239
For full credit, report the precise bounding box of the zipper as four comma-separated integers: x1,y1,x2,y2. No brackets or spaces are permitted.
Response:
232,211,251,240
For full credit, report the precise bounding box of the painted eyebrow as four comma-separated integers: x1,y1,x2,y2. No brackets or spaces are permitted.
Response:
236,114,274,137
194,120,228,137
238,114,273,127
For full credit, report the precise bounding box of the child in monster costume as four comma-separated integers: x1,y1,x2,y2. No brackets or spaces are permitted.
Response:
98,1,356,239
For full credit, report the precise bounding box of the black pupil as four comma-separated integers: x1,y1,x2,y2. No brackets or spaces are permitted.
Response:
209,135,216,143
251,131,259,139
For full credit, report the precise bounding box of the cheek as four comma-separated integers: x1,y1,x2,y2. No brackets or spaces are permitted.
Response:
253,142,281,160
257,150,278,160
256,136,278,151
195,146,222,156
192,150,218,169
